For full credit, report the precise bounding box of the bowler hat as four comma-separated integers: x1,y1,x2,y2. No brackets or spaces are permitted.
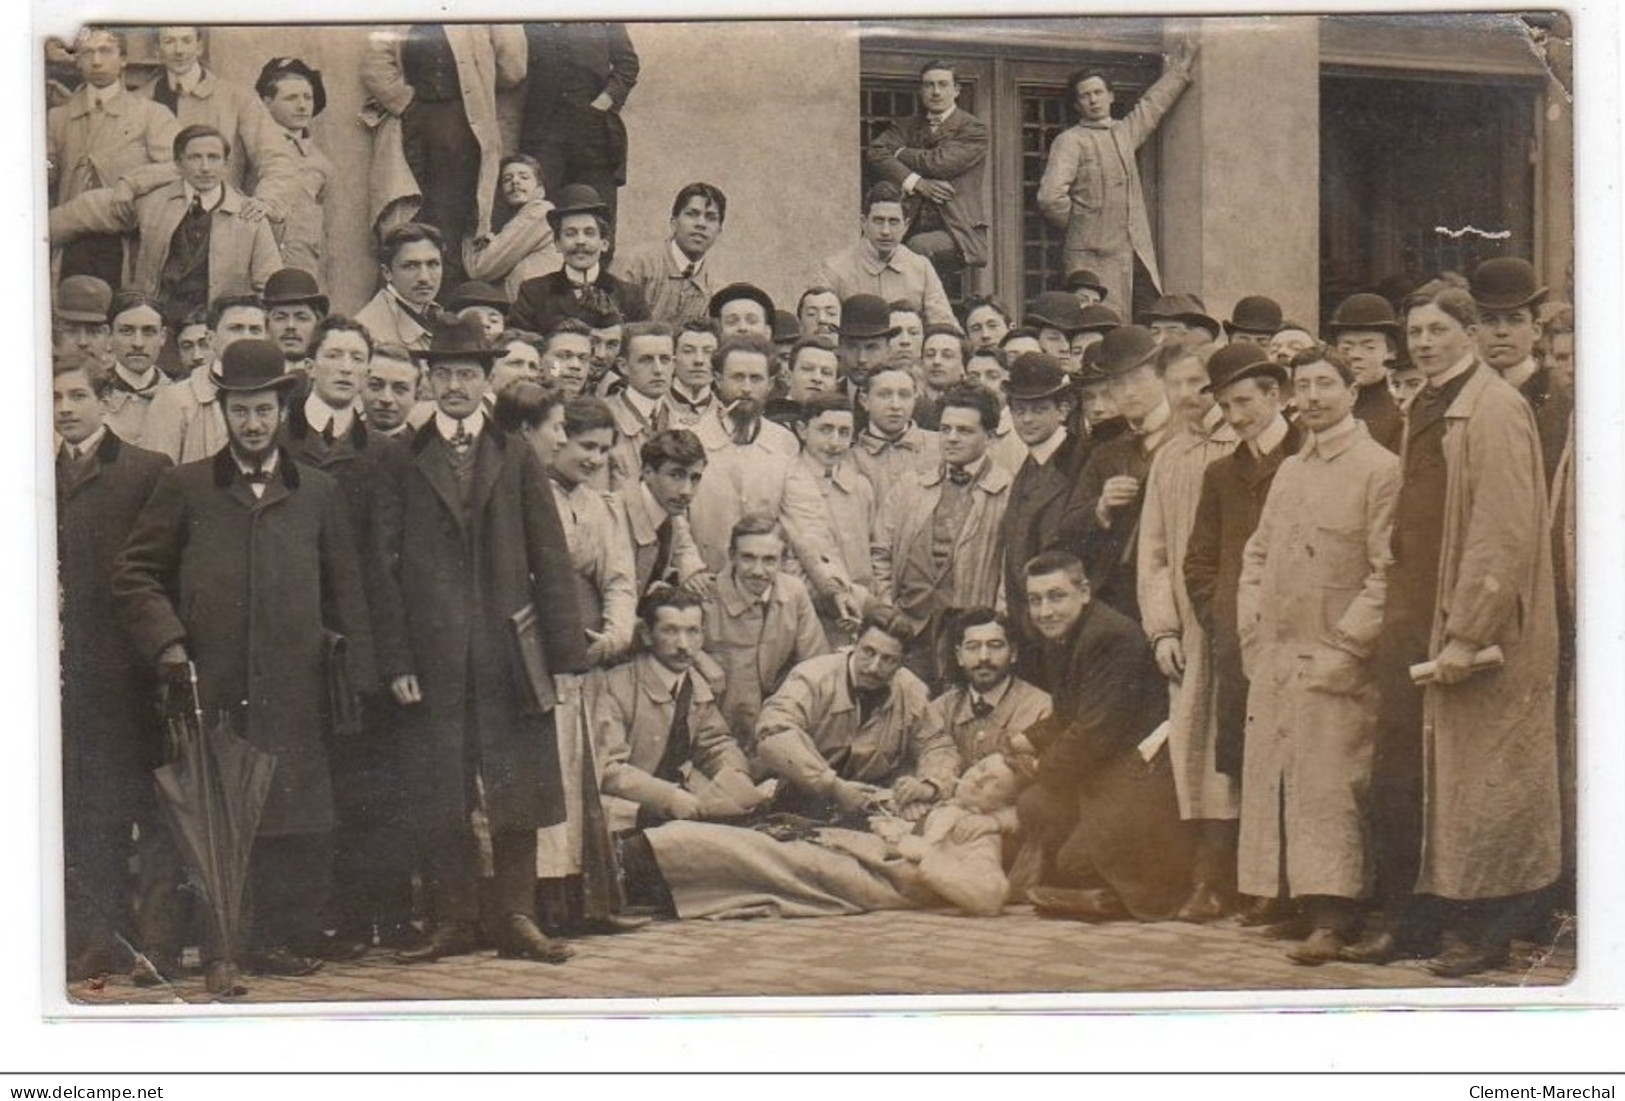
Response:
836,294,898,339
409,315,502,365
1064,267,1109,301
1203,341,1287,394
708,282,776,324
1076,340,1111,385
772,309,801,344
1142,293,1219,337
210,339,302,393
255,57,328,118
1025,291,1089,334
1095,325,1161,378
1006,352,1073,401
54,275,112,324
545,183,611,232
1326,292,1400,336
1076,303,1122,333
1224,295,1283,337
1469,258,1548,311
446,280,510,313
262,267,330,315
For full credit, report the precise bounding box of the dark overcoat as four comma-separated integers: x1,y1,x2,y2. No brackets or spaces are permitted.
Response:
113,448,374,837
1055,429,1166,621
374,423,587,833
1001,429,1088,659
507,268,650,337
866,108,991,268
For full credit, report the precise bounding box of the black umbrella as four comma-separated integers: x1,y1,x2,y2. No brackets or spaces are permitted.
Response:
153,664,276,998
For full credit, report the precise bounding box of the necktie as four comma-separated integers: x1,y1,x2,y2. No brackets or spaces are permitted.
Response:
681,263,697,280
946,464,973,486
449,420,472,457
649,516,674,587
152,77,180,114
655,676,694,784
971,696,994,720
320,420,336,446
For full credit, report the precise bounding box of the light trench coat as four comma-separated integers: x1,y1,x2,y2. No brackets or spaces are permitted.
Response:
1236,417,1401,900
1137,412,1239,819
1416,367,1562,900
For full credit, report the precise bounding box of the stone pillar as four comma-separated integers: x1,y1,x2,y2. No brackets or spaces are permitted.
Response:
1156,16,1321,331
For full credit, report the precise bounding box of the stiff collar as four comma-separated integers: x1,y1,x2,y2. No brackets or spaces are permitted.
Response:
565,264,603,287
56,425,107,461
1248,414,1290,459
668,238,705,276
435,407,486,442
1427,351,1478,391
113,362,161,394
183,181,225,212
303,393,356,437
1027,426,1067,466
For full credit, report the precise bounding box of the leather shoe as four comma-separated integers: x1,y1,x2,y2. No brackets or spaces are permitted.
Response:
247,946,324,977
570,913,653,936
395,921,478,964
1173,883,1232,924
204,960,247,998
1259,913,1314,941
1425,943,1510,979
1027,885,1130,923
496,913,574,964
1339,929,1443,965
1235,896,1286,927
1286,928,1347,966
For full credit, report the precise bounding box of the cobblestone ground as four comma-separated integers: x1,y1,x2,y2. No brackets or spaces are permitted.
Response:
68,907,1576,1008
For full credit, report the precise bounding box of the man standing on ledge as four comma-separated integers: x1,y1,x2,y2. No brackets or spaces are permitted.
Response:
1037,37,1197,320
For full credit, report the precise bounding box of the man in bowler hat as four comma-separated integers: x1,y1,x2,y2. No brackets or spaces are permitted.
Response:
1469,257,1570,487
508,184,650,337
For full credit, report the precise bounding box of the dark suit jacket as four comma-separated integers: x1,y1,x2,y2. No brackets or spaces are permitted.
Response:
1183,423,1304,776
1055,427,1166,622
1355,381,1404,455
1002,430,1088,656
866,108,990,268
1519,365,1573,489
508,268,650,336
520,22,639,184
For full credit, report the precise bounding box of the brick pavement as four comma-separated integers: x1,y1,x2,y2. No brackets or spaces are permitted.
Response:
67,907,1576,1008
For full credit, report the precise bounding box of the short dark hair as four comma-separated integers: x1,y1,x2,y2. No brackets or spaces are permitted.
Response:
178,306,210,332
173,123,229,162
499,153,543,180
798,390,855,421
729,512,785,553
888,300,925,327
1066,69,1114,100
1291,344,1356,386
640,428,707,473
863,181,906,215
677,317,719,340
496,328,544,356
918,58,958,81
712,333,776,373
77,27,127,57
377,222,444,267
369,342,417,371
859,604,916,647
637,583,707,628
788,335,844,375
578,299,625,330
939,381,1000,432
921,324,970,361
544,317,593,348
1023,551,1089,592
999,326,1044,349
670,182,728,223
623,320,675,353
962,295,1013,328
1403,273,1481,331
945,606,1012,655
493,379,567,434
968,345,1009,371
797,286,840,314
107,290,165,326
562,395,618,438
307,314,373,360
53,352,112,397
208,293,265,330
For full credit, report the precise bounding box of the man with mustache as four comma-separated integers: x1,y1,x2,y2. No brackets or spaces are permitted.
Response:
100,291,174,448
614,183,730,328
263,267,329,376
930,607,1052,772
508,184,649,337
355,222,447,353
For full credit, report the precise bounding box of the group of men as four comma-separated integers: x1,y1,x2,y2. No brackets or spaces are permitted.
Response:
49,26,1576,998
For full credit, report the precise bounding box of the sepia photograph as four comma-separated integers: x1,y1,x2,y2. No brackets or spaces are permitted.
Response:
36,8,1591,1015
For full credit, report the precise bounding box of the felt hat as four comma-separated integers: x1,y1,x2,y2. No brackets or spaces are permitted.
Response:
836,294,898,339
1095,324,1162,378
262,267,330,314
545,184,611,232
1024,291,1089,334
255,56,328,118
1064,267,1109,301
1005,352,1073,401
708,282,776,322
1142,293,1220,337
409,315,502,364
1203,340,1288,394
446,280,511,313
1469,258,1548,311
210,339,302,392
1076,340,1112,385
1326,292,1401,337
1224,295,1284,337
771,309,802,343
54,275,112,324
1075,303,1122,333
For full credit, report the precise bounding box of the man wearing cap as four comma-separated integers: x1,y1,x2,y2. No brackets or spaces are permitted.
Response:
1065,268,1109,308
813,182,957,329
509,184,649,337
1024,291,1090,365
865,59,990,283
1057,326,1177,621
1038,39,1198,320
836,293,901,398
708,282,776,342
1470,258,1570,486
252,57,334,284
1142,293,1220,351
1183,341,1301,927
355,222,447,353
142,294,267,464
113,338,374,993
263,268,329,373
1328,292,1405,455
1222,295,1282,349
47,27,178,289
1068,304,1122,377
614,183,729,329
100,291,174,448
1136,343,1246,922
372,316,585,966
52,276,114,373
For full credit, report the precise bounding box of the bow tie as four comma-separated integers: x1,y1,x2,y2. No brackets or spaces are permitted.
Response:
946,464,975,486
243,469,273,486
970,696,994,719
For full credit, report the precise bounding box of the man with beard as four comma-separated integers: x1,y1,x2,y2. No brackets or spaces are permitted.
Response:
263,268,329,376
1329,292,1405,455
355,222,446,353
114,338,373,995
614,183,729,328
100,291,173,448
931,608,1052,770
508,184,649,336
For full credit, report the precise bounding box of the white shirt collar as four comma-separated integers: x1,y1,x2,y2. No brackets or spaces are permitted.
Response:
435,407,486,442
1248,414,1290,458
183,181,225,211
969,677,1011,711
89,82,123,110
668,380,712,407
927,105,956,127
114,362,159,391
170,64,203,94
1028,426,1067,465
305,393,356,437
1430,351,1478,390
623,386,662,420
668,238,705,275
565,264,602,286
57,426,106,460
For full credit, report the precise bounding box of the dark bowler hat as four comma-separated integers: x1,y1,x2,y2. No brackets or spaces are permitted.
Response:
1142,293,1220,336
1224,295,1283,337
446,280,510,313
54,275,113,324
1469,258,1548,311
1076,340,1111,385
255,57,328,118
545,183,611,232
1326,292,1401,336
262,267,330,314
836,294,898,339
1025,291,1089,333
772,309,801,343
1006,352,1073,401
1203,341,1287,394
1096,325,1162,378
1064,267,1109,300
1076,303,1122,333
210,339,302,392
708,282,776,322
409,315,502,365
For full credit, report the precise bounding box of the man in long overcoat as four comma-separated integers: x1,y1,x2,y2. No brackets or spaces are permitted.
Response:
113,339,373,989
372,317,586,965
